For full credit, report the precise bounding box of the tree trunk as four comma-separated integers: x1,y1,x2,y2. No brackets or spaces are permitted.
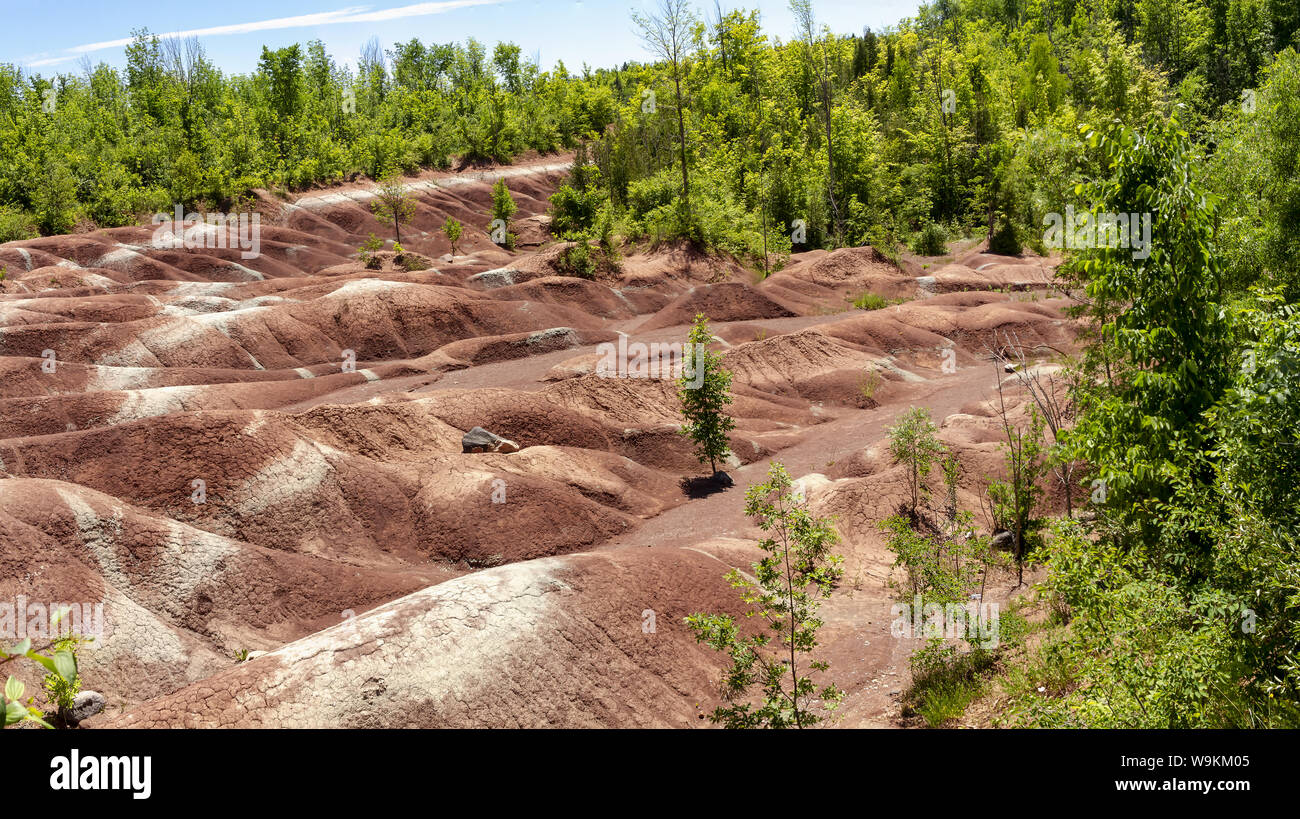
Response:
819,63,840,243
673,67,690,220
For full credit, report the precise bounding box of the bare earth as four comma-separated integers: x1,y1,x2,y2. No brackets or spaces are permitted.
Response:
0,156,1077,727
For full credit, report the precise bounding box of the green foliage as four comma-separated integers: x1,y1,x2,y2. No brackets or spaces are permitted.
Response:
555,241,597,279
0,607,83,729
0,33,611,233
988,218,1022,256
883,514,976,606
370,170,416,244
856,368,882,403
1204,47,1300,296
0,206,36,243
41,632,85,718
988,404,1047,585
887,406,946,519
549,142,607,238
851,291,892,310
685,462,844,728
490,177,518,249
3,675,50,730
1066,115,1233,544
677,314,736,475
401,252,429,272
5,1,1283,261
442,217,463,255
1005,110,1300,727
907,644,998,727
912,222,948,256
358,232,383,269
1002,521,1294,728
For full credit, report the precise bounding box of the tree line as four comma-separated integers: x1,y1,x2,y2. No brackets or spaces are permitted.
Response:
0,31,620,239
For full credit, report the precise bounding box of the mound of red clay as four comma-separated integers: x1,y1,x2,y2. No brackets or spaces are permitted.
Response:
1,154,1081,727
635,281,798,331
759,246,916,313
0,477,446,711
99,541,760,728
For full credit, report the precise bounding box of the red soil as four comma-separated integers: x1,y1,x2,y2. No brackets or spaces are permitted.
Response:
0,157,1081,727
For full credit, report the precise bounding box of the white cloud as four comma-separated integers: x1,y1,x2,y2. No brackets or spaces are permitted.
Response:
22,0,508,69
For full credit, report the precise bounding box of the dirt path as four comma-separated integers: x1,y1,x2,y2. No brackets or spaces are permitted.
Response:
354,307,1005,726
584,357,997,727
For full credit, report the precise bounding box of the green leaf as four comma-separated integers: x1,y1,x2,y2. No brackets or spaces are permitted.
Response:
4,676,23,701
49,605,71,630
24,710,54,729
4,699,27,727
25,651,57,675
53,650,77,683
7,638,31,657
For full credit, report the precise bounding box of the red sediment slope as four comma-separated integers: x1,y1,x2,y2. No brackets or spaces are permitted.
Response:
0,163,1080,727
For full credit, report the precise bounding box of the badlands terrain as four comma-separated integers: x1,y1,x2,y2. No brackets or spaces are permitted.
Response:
0,156,1078,728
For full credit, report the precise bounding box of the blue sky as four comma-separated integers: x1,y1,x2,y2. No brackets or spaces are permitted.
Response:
2,0,922,76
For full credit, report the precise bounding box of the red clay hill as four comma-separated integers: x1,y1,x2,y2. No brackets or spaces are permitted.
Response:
0,156,1078,727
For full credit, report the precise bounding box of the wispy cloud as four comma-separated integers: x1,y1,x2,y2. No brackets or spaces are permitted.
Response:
22,0,507,68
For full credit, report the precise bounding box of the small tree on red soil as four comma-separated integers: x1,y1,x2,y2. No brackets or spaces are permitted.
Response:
987,369,1047,587
442,217,463,255
989,330,1079,518
677,313,735,477
887,406,947,521
370,170,416,245
686,461,844,728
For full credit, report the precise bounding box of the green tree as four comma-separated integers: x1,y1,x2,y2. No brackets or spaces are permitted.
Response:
489,176,517,248
686,462,844,728
1066,115,1232,550
677,313,735,476
443,216,463,254
633,0,696,223
887,407,947,520
370,170,417,245
987,405,1045,587
790,0,843,242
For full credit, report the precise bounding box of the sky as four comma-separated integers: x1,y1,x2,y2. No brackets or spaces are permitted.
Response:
1,0,923,76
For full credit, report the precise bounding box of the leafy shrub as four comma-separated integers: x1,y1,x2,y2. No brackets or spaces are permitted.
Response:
912,222,948,256
401,253,430,271
989,219,1022,255
866,225,904,268
906,644,997,727
359,233,383,270
490,177,518,249
442,217,463,255
549,183,598,236
42,632,86,721
852,291,891,310
2,608,84,729
555,241,597,279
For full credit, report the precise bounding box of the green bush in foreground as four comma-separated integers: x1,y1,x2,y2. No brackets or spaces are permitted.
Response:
1,608,84,729
686,462,844,728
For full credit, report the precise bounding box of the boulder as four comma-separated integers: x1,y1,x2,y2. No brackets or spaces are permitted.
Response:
65,690,106,724
461,426,520,454
466,268,520,290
